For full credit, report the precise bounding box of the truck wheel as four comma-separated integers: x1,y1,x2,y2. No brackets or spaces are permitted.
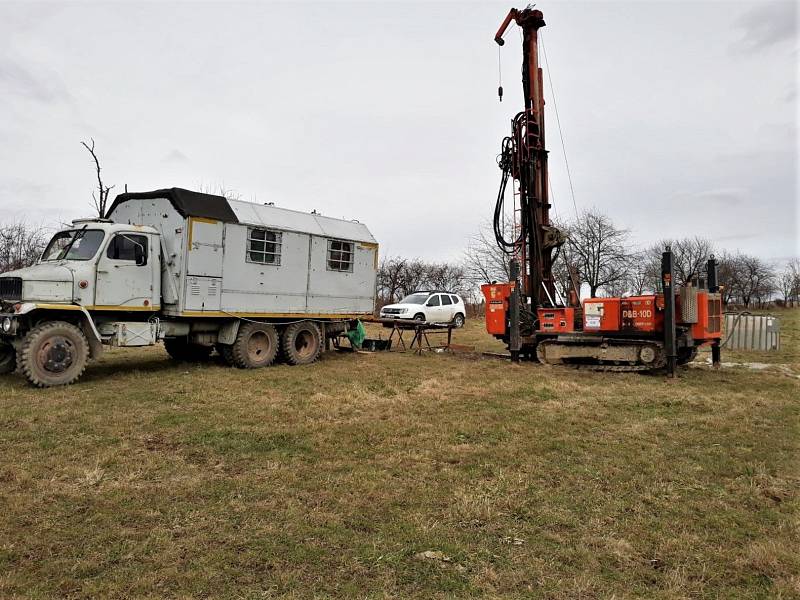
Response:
19,321,89,387
0,342,16,374
282,321,322,366
216,343,236,366
164,339,212,362
231,322,279,368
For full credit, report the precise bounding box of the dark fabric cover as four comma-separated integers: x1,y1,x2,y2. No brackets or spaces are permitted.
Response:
106,188,239,223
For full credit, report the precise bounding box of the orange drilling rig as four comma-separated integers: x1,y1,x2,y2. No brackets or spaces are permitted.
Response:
481,7,722,375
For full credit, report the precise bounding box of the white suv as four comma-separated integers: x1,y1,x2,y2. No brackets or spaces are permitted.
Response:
380,291,466,327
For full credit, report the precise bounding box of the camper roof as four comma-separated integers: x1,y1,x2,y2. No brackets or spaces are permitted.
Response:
107,188,376,244
228,199,376,244
107,188,239,223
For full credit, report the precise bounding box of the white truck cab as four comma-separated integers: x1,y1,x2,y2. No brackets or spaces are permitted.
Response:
27,220,162,310
0,188,377,387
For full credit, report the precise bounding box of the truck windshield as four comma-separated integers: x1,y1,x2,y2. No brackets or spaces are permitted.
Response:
399,293,429,304
41,229,105,261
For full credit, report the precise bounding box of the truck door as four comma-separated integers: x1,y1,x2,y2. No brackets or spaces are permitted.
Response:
186,218,223,277
184,217,224,312
95,233,157,309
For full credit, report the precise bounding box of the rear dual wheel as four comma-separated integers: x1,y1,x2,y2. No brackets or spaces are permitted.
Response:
225,321,321,369
231,322,279,369
282,321,322,366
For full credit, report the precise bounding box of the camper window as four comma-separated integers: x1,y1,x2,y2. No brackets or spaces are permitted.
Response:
247,228,282,265
327,240,353,272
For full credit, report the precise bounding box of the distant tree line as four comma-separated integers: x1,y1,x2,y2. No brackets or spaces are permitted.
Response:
379,208,800,310
2,208,798,311
377,258,469,305
0,222,48,273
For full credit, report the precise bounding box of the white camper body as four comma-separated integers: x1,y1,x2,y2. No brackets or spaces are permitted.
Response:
107,193,377,318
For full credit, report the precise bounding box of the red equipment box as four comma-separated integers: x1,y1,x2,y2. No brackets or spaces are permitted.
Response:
620,295,661,332
583,295,665,334
583,298,620,332
537,307,575,333
481,282,514,335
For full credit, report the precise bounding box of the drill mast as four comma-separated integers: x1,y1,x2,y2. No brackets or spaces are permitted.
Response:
494,7,559,307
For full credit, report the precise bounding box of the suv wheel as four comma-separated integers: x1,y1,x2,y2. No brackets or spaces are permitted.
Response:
452,313,465,328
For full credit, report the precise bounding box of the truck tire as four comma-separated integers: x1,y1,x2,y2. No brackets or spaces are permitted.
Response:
231,322,279,369
282,321,322,366
19,321,89,387
164,338,212,362
0,342,16,374
216,343,236,366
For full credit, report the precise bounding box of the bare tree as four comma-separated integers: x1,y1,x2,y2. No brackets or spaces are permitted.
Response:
462,219,513,287
643,236,714,290
562,209,630,298
720,251,776,308
642,237,716,291
781,258,800,307
0,221,48,273
377,256,407,304
625,255,652,296
718,251,741,305
426,262,468,295
777,262,795,307
81,138,114,217
398,259,429,297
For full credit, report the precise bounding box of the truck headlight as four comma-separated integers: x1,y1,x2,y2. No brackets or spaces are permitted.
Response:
2,317,12,333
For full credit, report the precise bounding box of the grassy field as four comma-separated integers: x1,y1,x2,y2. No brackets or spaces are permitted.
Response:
0,311,798,599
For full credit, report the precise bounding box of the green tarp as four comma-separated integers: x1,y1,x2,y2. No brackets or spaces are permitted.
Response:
345,320,366,349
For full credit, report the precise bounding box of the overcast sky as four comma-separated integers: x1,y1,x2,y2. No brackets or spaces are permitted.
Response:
1,0,797,262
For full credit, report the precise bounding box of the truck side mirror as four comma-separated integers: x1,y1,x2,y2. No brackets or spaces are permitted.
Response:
134,244,146,266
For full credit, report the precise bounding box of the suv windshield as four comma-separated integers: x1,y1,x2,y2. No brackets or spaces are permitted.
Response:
41,229,105,261
399,293,429,305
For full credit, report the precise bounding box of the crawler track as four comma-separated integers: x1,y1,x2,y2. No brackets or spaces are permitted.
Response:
536,339,666,373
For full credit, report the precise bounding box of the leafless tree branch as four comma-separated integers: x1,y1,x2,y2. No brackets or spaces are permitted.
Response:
81,138,114,217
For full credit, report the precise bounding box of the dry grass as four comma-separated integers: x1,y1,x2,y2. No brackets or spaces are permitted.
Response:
0,310,797,598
